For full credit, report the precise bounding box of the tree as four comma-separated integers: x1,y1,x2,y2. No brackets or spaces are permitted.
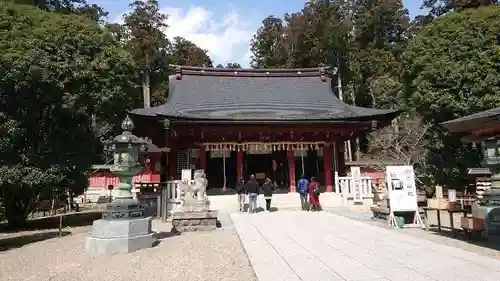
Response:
1,0,108,22
169,36,213,67
422,0,497,17
250,15,288,68
225,62,241,68
0,3,138,227
123,0,169,108
404,5,500,185
367,116,429,171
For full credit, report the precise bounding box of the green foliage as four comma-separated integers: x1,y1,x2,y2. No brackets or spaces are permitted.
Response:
0,3,138,227
404,5,500,185
170,36,213,67
0,0,108,22
123,0,169,70
422,0,497,17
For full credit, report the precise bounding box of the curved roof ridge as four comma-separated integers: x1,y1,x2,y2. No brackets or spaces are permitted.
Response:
170,64,334,78
130,70,399,123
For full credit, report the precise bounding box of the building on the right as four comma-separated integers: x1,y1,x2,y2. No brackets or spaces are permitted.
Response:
442,106,500,239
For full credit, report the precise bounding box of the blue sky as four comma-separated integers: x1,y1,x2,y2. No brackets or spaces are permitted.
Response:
89,0,425,67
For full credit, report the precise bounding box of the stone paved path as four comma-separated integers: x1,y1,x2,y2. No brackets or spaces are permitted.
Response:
231,211,500,281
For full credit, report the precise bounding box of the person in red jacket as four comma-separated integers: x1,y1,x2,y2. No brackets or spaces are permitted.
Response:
308,177,321,211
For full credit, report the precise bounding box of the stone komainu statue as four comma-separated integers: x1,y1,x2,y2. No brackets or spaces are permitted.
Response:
183,169,207,202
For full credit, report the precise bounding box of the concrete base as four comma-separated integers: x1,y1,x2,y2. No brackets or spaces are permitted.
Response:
85,217,156,255
171,211,218,233
85,233,156,255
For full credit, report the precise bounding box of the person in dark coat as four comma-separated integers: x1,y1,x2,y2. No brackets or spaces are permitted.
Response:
246,174,260,213
235,177,246,212
262,177,275,212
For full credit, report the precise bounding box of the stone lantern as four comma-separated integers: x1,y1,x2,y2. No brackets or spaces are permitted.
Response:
85,116,156,255
480,139,500,205
101,115,151,201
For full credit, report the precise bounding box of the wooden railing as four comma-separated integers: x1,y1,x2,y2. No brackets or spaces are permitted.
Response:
334,171,373,197
134,180,186,215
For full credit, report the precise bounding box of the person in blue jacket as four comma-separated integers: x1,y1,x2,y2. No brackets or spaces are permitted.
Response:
297,174,309,211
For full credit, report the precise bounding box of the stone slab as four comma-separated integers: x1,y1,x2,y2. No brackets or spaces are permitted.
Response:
172,210,218,219
171,211,218,233
232,211,500,281
91,217,152,238
85,232,156,255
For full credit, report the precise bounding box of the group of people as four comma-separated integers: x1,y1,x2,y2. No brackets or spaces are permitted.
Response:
236,174,275,213
235,174,322,213
297,174,322,211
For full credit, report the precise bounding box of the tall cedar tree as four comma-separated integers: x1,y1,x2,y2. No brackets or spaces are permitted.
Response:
123,0,169,108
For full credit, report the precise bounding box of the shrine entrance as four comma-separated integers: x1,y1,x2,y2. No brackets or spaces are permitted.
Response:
206,151,237,189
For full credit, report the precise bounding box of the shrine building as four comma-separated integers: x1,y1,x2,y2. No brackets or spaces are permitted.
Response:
129,65,400,193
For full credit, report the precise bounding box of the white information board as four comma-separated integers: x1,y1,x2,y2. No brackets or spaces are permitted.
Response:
386,165,423,228
351,166,363,203
386,165,418,212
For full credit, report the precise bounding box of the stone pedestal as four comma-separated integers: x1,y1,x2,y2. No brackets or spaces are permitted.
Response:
171,210,218,233
171,198,217,232
85,217,156,255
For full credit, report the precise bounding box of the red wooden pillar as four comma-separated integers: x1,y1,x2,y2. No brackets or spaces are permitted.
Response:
199,146,206,171
237,150,244,180
169,150,177,180
288,150,296,192
323,144,333,192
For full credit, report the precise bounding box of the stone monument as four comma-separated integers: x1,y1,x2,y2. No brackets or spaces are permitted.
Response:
171,169,218,232
85,116,157,255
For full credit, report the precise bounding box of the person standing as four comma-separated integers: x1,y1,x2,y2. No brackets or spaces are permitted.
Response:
246,174,260,214
297,174,309,211
308,177,321,211
262,177,274,212
235,177,246,212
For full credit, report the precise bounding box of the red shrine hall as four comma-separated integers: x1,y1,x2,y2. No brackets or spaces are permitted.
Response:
129,65,399,192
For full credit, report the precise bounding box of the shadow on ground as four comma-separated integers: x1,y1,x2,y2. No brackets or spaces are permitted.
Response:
0,231,71,252
424,225,500,251
0,211,101,232
153,231,181,246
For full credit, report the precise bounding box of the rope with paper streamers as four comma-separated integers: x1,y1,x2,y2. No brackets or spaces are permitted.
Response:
202,141,326,152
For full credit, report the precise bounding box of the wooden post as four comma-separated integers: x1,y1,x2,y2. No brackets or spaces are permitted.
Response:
169,150,177,180
58,215,63,237
237,150,243,179
323,144,333,192
337,141,346,176
288,150,296,192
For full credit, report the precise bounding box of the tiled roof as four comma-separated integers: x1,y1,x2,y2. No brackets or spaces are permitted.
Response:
441,106,500,133
130,66,400,122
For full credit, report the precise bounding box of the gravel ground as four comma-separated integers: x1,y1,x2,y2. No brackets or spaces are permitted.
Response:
0,217,256,281
326,207,500,259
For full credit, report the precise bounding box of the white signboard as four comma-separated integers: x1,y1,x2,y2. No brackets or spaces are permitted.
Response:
448,189,456,202
351,166,363,203
181,169,192,184
386,165,418,212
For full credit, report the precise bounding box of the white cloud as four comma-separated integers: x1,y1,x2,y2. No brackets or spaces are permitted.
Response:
114,6,255,67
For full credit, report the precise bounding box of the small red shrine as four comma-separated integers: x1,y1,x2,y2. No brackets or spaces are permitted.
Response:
128,66,400,192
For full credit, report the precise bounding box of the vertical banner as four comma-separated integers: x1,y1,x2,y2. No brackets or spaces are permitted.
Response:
351,166,363,203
